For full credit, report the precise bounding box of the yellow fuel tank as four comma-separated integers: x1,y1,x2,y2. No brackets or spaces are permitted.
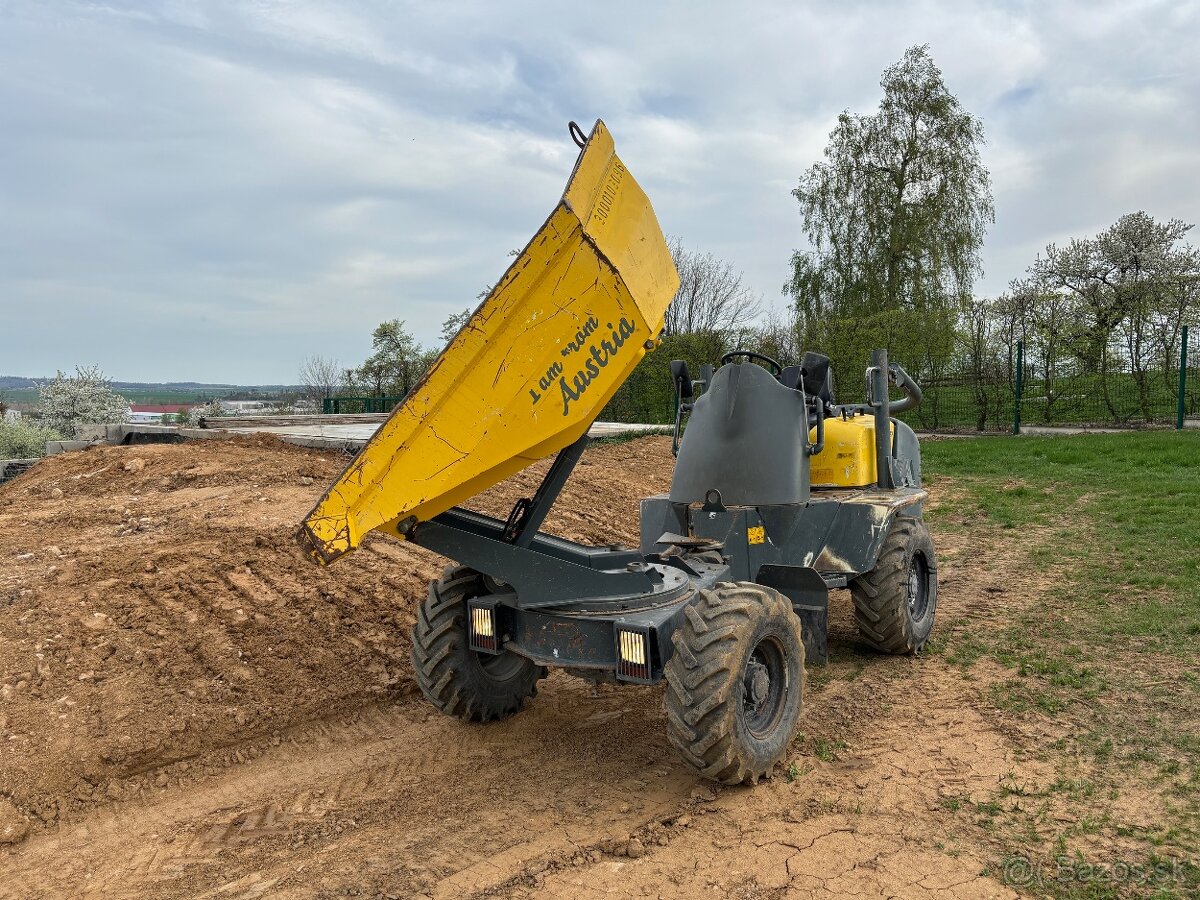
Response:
299,121,679,565
809,416,895,488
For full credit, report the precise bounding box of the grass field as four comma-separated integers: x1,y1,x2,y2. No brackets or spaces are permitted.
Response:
1,386,291,408
922,432,1200,896
2,387,218,407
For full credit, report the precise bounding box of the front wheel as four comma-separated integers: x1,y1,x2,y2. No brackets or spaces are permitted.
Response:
851,516,938,654
410,567,544,722
664,583,805,784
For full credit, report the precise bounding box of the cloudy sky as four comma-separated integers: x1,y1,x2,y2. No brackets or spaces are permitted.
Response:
2,0,1197,383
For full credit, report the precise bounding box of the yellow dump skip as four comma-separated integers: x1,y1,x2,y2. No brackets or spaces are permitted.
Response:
298,121,679,565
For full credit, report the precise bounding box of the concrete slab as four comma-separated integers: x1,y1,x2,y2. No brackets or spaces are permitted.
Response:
103,420,670,454
45,440,96,456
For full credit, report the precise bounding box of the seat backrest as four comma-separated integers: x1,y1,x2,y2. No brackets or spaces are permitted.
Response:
800,351,836,406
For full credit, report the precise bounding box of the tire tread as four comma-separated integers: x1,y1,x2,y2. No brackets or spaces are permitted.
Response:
850,517,937,655
663,583,804,785
410,567,541,722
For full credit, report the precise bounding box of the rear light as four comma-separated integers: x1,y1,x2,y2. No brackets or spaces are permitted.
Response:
468,599,501,654
615,624,654,682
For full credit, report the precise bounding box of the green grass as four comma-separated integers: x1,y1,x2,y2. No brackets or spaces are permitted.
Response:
2,386,281,406
924,432,1200,652
922,432,1200,893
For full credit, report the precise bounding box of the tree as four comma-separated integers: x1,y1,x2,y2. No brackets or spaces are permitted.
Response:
788,45,993,322
1027,212,1200,419
603,331,727,424
298,354,344,405
440,308,472,346
602,242,764,424
356,320,431,398
0,419,63,458
748,304,803,367
197,399,225,421
999,277,1087,423
36,366,130,437
664,239,762,338
956,298,1017,430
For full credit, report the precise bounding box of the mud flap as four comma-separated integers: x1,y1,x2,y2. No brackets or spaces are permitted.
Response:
756,564,829,665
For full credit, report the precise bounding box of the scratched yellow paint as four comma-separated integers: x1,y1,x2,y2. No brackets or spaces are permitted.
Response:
809,417,895,488
299,120,679,564
747,526,766,546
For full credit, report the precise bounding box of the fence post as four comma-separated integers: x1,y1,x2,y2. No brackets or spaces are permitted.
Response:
1012,340,1024,435
1179,325,1190,431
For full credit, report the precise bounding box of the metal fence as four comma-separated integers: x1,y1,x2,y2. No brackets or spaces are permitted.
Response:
322,327,1195,434
600,326,1196,434
853,337,1194,433
322,396,404,414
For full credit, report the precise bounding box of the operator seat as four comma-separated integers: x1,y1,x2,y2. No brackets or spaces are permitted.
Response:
779,352,836,415
800,351,836,407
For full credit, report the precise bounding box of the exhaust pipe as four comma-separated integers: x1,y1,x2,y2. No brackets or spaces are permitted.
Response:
868,349,894,490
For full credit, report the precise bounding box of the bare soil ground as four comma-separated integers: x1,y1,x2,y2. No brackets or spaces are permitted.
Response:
0,435,1074,898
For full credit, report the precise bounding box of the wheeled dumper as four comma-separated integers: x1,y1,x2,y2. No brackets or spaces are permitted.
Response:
299,121,938,783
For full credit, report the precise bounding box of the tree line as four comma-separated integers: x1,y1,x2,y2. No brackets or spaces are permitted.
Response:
305,45,1199,429
609,45,1199,428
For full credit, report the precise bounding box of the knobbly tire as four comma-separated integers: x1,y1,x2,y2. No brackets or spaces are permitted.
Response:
410,566,544,722
851,516,938,654
664,582,805,784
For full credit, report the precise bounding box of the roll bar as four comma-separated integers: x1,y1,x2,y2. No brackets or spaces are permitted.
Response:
886,362,923,414
860,351,923,490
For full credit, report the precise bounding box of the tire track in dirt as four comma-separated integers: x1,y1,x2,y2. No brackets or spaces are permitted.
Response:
0,677,700,898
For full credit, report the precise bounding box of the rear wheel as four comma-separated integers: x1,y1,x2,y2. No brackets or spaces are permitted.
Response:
664,583,805,784
851,517,937,654
410,567,543,722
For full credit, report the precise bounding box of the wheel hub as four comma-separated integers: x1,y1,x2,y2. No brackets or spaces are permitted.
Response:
906,554,930,620
748,665,770,705
740,639,788,740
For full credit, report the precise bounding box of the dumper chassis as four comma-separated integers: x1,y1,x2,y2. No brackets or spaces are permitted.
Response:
300,121,938,783
396,349,934,782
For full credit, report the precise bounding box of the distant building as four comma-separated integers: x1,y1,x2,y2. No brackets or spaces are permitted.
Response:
128,404,191,424
217,400,286,414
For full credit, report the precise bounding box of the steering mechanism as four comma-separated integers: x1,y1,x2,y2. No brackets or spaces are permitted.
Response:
720,350,782,377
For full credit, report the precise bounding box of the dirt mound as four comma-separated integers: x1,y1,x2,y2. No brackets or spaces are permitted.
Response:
0,435,675,835
2,434,1056,899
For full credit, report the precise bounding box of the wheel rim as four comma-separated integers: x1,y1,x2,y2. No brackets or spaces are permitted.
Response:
906,553,930,621
740,636,788,740
476,647,527,682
